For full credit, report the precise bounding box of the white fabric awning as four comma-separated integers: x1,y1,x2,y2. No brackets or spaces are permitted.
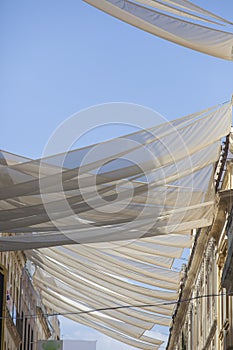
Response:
83,0,233,60
0,102,232,348
0,102,231,249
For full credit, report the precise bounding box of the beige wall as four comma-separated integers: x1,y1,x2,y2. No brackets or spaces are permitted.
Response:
168,159,233,350
0,251,60,350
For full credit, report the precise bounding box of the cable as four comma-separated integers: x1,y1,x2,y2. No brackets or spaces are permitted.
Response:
2,290,233,321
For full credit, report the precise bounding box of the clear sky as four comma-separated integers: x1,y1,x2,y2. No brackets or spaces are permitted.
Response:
1,1,233,349
1,0,233,158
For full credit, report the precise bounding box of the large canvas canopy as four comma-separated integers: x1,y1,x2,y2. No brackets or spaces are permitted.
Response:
0,102,232,348
0,102,231,248
83,0,233,60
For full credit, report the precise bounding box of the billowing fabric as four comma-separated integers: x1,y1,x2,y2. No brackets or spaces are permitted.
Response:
0,102,232,348
29,239,179,349
156,0,233,24
133,0,223,25
135,0,233,25
0,103,231,250
25,229,198,348
83,0,233,60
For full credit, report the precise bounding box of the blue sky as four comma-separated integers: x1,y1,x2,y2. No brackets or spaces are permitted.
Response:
1,0,233,159
1,0,233,349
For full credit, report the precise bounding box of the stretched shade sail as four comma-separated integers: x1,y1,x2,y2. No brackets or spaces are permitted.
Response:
83,0,233,60
0,101,232,348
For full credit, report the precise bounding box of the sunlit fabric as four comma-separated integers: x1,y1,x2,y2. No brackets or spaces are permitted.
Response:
84,0,233,60
29,236,183,349
0,102,232,348
0,102,231,249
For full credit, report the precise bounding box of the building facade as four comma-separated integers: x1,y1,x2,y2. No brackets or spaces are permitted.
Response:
167,142,233,350
0,249,60,350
